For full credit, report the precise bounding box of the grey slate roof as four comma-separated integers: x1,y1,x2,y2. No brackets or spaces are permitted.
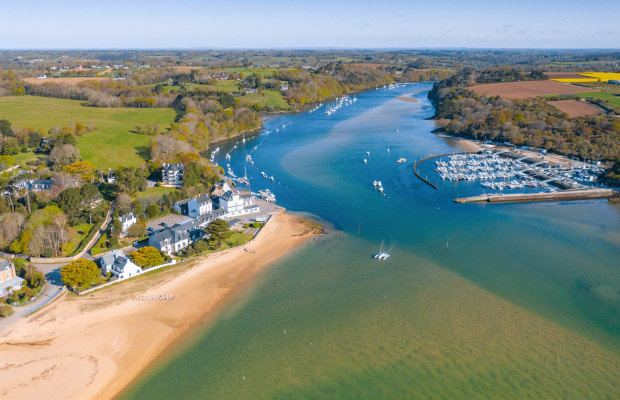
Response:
100,249,125,268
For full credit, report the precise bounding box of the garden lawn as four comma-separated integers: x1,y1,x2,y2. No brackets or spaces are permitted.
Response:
0,96,176,169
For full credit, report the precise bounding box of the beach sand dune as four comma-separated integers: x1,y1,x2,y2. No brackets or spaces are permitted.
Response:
0,213,317,400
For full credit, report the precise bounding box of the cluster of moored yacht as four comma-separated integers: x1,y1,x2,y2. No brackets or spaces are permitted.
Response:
324,95,357,115
434,153,551,191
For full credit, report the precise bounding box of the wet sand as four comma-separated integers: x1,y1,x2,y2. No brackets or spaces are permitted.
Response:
0,213,318,400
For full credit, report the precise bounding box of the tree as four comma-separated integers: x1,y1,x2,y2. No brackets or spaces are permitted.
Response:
62,161,97,182
27,131,41,148
206,219,230,247
110,218,122,238
114,192,133,214
0,119,13,136
127,220,146,238
60,258,99,288
80,182,101,207
49,144,80,170
146,204,159,219
130,246,164,268
57,187,82,220
0,212,25,248
1,137,19,155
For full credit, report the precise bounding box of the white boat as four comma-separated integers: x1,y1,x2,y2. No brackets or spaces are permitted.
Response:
373,180,378,187
373,240,390,260
363,158,367,164
366,151,370,156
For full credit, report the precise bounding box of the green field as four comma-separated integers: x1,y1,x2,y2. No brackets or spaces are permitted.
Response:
0,96,176,169
241,89,292,110
136,186,179,198
220,67,278,77
575,91,620,111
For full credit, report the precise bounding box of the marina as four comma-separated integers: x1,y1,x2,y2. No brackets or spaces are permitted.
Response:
412,147,613,203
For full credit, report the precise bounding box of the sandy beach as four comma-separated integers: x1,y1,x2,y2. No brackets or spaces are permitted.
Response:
435,133,483,152
0,213,319,400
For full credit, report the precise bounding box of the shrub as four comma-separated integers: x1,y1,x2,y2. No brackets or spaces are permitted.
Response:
0,304,14,318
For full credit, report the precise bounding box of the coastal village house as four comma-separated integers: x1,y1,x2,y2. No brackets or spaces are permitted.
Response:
0,259,25,297
145,180,261,256
216,190,259,218
30,179,54,192
161,163,185,188
118,212,137,237
98,250,142,280
174,194,213,218
13,178,55,192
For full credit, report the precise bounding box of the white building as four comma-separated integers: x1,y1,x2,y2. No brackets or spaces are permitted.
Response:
99,249,125,274
216,191,259,219
110,255,142,280
174,194,212,218
161,163,185,188
118,212,137,237
0,259,24,297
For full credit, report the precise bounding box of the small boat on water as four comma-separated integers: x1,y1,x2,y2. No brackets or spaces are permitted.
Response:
374,240,390,260
397,158,406,163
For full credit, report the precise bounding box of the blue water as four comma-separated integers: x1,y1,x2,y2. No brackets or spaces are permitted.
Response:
121,83,620,399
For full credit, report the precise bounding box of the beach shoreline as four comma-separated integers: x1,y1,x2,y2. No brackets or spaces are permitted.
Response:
0,213,319,400
435,132,483,152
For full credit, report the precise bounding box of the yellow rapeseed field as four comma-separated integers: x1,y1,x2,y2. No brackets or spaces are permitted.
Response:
552,72,620,83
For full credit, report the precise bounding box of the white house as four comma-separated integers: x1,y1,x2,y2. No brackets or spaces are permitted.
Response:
99,249,125,274
174,194,212,218
161,163,185,187
216,191,259,219
110,255,142,280
217,190,244,215
148,225,190,255
118,212,137,237
30,179,54,192
0,259,24,297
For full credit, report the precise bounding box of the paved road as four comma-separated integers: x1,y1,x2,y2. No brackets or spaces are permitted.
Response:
0,267,63,335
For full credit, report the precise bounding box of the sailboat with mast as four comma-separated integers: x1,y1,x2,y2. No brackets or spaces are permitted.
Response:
373,240,390,260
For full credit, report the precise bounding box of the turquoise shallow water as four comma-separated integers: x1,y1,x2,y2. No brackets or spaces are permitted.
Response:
120,84,620,399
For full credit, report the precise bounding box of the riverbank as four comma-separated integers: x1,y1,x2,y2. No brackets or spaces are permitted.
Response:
435,132,483,152
0,213,319,400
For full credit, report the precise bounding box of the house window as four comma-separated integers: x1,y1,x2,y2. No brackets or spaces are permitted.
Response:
6,272,10,279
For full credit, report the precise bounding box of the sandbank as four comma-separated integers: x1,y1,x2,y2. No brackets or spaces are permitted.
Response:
0,213,319,400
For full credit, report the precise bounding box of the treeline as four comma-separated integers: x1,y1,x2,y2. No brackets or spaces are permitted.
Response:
276,64,393,106
24,80,173,108
428,68,620,166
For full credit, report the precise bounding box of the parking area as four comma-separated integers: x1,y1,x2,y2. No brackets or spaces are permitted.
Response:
146,214,188,232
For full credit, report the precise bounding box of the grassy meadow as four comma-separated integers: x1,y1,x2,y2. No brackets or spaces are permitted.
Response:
576,91,620,111
0,96,176,169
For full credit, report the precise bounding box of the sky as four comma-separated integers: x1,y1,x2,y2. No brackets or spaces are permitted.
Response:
2,0,619,49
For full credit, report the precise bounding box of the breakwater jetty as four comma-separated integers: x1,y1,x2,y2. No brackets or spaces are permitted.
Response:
454,188,617,204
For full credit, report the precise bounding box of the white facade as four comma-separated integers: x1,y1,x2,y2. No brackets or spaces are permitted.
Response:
218,191,259,219
110,256,142,280
0,260,24,297
118,212,137,237
174,195,213,218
